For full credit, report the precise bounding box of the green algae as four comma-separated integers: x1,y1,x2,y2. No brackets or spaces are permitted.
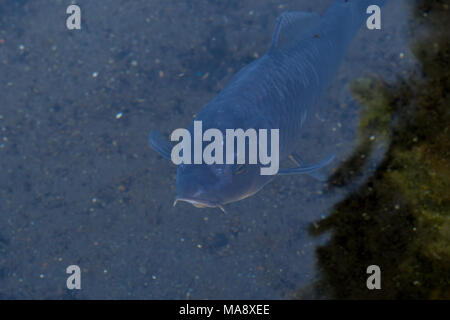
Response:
294,0,450,299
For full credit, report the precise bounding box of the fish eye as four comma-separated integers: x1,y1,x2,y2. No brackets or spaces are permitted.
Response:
234,164,247,175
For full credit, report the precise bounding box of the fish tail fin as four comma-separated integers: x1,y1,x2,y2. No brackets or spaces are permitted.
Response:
332,0,387,29
355,0,387,14
335,0,387,10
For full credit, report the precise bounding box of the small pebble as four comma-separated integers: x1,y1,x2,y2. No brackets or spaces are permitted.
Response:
139,266,147,274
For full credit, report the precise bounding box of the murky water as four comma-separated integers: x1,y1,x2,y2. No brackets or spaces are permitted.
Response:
0,0,447,299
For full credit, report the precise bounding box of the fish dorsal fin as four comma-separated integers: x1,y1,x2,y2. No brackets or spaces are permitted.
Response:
270,11,321,52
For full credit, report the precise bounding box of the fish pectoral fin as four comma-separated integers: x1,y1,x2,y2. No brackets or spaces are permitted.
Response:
149,130,173,160
278,153,335,180
270,11,321,52
288,153,327,181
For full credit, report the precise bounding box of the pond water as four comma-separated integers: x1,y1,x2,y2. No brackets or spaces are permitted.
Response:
0,0,447,299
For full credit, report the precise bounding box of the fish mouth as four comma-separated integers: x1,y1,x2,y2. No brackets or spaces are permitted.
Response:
173,198,226,213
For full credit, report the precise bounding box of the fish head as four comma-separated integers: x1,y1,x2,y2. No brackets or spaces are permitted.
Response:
175,162,271,211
